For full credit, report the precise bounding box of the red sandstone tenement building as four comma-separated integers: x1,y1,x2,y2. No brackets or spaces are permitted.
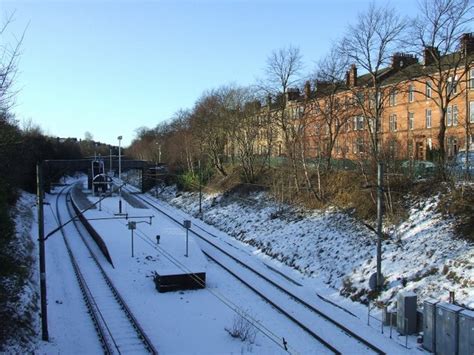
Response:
254,33,474,163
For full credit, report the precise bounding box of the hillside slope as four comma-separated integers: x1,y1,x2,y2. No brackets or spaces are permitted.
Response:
160,187,473,308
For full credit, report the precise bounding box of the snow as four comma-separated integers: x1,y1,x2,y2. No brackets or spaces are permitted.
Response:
157,186,473,310
34,181,314,354
8,175,471,354
1,192,39,353
82,192,207,277
437,302,464,312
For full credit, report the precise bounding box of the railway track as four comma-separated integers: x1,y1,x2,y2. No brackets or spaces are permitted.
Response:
54,186,158,355
121,184,386,355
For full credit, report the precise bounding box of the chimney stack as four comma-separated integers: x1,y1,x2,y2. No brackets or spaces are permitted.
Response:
346,64,357,87
460,32,474,56
285,88,300,101
391,53,418,70
423,46,440,66
304,81,311,99
266,94,272,107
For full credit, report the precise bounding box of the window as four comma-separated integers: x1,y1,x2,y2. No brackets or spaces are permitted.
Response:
355,138,365,154
355,92,364,106
389,114,397,131
408,85,414,102
471,68,474,89
453,105,458,126
353,116,364,130
470,101,474,123
426,81,432,98
409,112,414,130
447,76,458,96
447,106,452,126
426,109,432,128
389,90,397,106
369,94,375,109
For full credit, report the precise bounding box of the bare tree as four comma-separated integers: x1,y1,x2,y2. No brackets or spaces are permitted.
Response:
169,109,195,173
224,87,269,183
0,12,25,112
313,45,353,170
409,0,473,169
260,46,304,192
339,2,408,160
192,86,241,177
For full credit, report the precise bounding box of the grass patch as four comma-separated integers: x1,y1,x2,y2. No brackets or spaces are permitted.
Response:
438,184,474,241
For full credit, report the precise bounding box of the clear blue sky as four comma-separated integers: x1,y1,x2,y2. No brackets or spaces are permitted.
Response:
3,0,418,146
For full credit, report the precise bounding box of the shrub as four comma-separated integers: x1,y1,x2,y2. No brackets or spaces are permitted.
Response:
177,171,199,191
225,313,257,344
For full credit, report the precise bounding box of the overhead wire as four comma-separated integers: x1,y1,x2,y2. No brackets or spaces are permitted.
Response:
84,189,296,353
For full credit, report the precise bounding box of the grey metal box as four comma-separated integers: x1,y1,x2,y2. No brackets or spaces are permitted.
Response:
397,292,417,335
459,309,474,355
423,298,438,353
435,302,463,355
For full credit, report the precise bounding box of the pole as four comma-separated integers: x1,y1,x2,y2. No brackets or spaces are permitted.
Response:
118,136,122,214
131,229,134,257
185,228,189,257
376,162,384,290
158,144,161,164
198,159,202,216
109,148,112,175
37,163,49,341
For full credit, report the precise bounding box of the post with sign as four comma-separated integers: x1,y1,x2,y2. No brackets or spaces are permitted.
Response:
183,220,191,257
128,221,136,257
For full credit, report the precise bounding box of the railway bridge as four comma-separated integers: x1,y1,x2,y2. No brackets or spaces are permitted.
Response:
41,158,155,192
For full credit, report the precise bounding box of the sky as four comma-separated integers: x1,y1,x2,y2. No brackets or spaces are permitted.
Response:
2,0,419,147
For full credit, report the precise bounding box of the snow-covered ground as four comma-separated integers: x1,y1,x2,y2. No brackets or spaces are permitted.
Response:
157,186,473,309
1,192,39,353
5,176,471,354
26,180,333,354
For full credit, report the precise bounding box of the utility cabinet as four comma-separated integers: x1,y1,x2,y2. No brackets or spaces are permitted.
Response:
397,292,417,335
459,309,474,355
423,299,438,353
435,302,463,355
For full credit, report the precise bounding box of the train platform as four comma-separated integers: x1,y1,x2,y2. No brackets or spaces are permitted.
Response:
71,183,207,293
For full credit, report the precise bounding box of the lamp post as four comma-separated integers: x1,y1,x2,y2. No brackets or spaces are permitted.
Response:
118,136,123,214
109,148,113,176
198,159,202,216
36,162,49,341
156,142,161,164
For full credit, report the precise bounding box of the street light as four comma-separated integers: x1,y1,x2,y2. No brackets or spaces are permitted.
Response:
156,141,161,164
118,135,123,214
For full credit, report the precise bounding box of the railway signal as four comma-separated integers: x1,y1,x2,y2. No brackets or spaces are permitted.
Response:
128,221,137,257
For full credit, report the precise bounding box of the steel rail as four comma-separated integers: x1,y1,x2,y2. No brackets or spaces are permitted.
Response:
54,186,115,354
67,186,159,355
125,186,386,355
